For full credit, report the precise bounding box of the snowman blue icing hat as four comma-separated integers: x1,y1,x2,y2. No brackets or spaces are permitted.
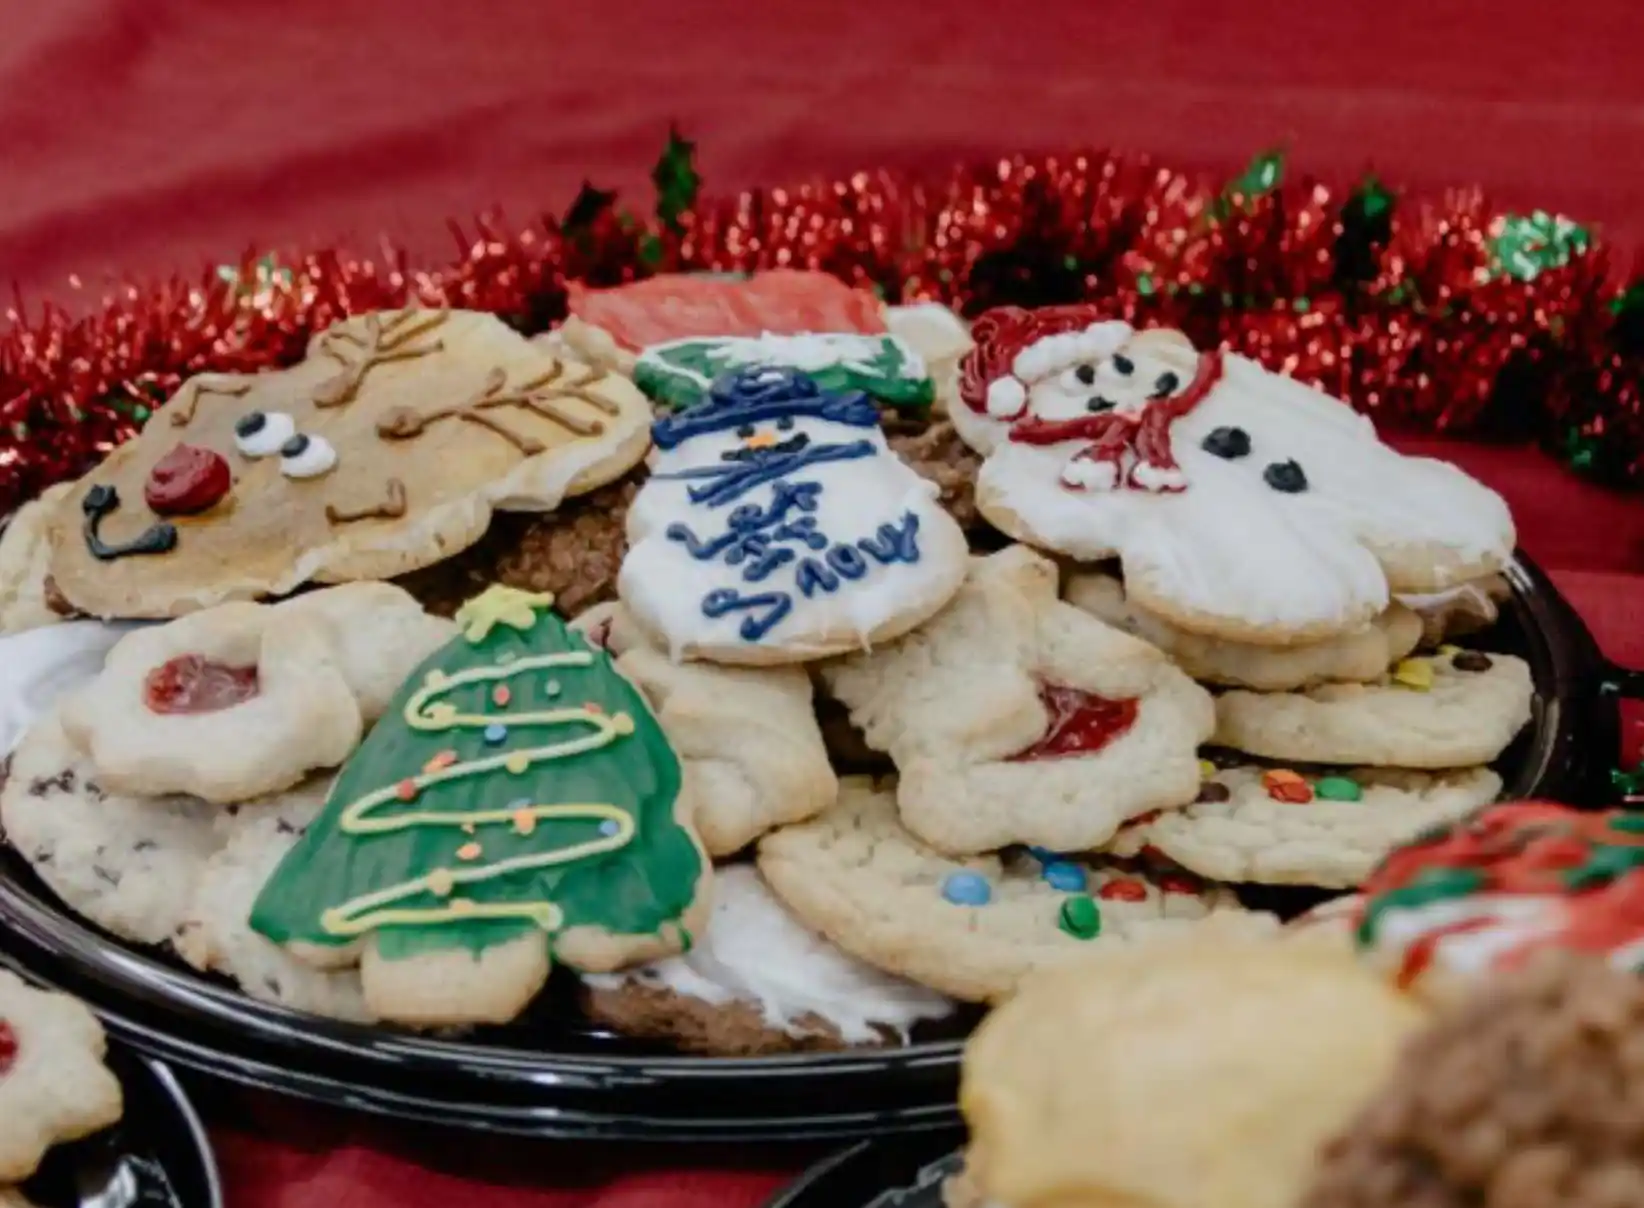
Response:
651,365,881,451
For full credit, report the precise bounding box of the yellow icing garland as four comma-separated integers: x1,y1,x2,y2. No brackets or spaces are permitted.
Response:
319,651,638,938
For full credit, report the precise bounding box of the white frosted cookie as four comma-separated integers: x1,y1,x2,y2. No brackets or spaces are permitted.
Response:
0,483,72,635
822,545,1214,855
960,314,1515,646
619,366,970,665
1212,648,1534,768
1065,569,1423,691
756,777,1271,1003
0,973,124,1183
582,864,953,1053
1,711,220,946
173,785,372,1023
59,584,452,804
572,603,837,855
1109,763,1502,889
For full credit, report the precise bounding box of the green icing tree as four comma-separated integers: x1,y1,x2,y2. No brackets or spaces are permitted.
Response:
250,587,705,969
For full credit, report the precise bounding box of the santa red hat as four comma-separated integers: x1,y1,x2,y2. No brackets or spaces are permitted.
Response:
957,305,1135,421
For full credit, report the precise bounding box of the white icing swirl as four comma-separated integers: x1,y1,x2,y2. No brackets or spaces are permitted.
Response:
0,620,144,756
586,865,953,1043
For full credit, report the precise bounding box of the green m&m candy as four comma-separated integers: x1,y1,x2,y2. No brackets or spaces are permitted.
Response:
1059,894,1102,940
1314,776,1363,802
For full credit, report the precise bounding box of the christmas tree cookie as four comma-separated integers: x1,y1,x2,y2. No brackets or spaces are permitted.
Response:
249,586,711,1027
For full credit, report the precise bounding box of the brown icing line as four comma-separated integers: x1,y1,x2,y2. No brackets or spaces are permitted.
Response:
168,379,251,427
312,309,449,408
325,478,409,525
374,360,619,453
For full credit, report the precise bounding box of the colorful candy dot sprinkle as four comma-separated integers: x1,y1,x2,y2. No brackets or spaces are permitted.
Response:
1042,861,1088,892
1262,769,1314,804
599,819,622,837
1098,879,1149,902
456,843,483,861
1198,759,1217,780
1059,895,1102,939
483,723,508,745
449,898,475,915
1314,775,1363,802
584,701,604,714
427,869,454,897
395,779,418,802
423,750,458,773
1392,658,1435,691
941,871,992,906
1157,873,1201,895
1437,644,1462,656
544,679,562,697
504,752,530,774
512,809,537,836
492,684,512,707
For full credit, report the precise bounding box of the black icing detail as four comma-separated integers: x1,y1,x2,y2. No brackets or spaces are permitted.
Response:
279,433,310,459
1151,371,1180,398
1074,363,1097,385
1111,354,1134,375
1202,426,1252,459
776,415,795,431
1085,396,1116,413
234,411,266,437
82,485,178,562
735,423,756,439
1263,459,1309,493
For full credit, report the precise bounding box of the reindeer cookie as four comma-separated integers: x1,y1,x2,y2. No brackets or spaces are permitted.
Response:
957,309,1516,645
821,546,1215,855
46,309,652,619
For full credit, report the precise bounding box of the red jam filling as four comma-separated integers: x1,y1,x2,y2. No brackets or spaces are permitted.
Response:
1009,684,1139,761
144,444,232,516
0,1020,16,1075
143,655,260,715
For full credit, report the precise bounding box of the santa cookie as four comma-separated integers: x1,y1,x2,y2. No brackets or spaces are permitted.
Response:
571,603,836,855
582,865,953,1054
1065,569,1424,691
1108,762,1502,889
960,312,1516,645
1353,802,1644,1003
757,777,1271,1003
619,367,969,665
0,483,72,635
821,545,1214,855
60,583,452,804
0,973,124,1183
46,309,653,619
1212,647,1533,769
248,587,712,1028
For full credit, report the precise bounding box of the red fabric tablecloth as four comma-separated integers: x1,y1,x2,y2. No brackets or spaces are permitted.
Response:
3,1,1643,1204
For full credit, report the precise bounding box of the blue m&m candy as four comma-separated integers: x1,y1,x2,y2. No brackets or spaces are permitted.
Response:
941,870,992,907
1042,861,1088,892
483,723,508,745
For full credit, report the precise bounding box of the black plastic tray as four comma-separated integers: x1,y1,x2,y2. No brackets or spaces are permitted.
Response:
14,1044,221,1208
766,1135,964,1208
0,552,1626,1141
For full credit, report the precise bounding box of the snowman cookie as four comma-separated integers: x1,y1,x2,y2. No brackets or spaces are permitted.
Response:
1212,648,1533,769
60,583,452,804
1108,762,1502,889
1353,802,1644,1003
571,602,837,855
1065,569,1424,691
582,865,953,1054
959,312,1516,645
0,973,124,1183
756,777,1272,1003
46,309,653,620
821,546,1214,855
618,367,970,665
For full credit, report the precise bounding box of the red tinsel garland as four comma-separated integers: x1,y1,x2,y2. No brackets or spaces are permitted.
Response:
1,148,1640,519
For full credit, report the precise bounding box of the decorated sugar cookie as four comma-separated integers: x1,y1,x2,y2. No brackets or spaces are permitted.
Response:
757,777,1270,1003
46,309,653,619
1108,761,1502,889
822,546,1215,855
1354,802,1644,1002
618,367,970,665
582,865,953,1054
59,583,453,803
959,312,1516,644
249,586,711,1027
571,603,837,855
0,972,124,1182
1212,647,1533,769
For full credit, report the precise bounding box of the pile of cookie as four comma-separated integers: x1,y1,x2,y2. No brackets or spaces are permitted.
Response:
0,971,125,1205
0,271,1532,1053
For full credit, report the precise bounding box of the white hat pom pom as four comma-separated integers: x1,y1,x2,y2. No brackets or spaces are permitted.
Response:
986,375,1027,419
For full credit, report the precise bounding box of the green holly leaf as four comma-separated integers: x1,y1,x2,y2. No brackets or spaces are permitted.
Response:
651,125,702,235
563,181,620,239
1355,176,1393,221
1230,148,1285,198
1563,425,1601,473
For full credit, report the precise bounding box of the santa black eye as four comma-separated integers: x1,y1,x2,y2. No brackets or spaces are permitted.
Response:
777,416,795,431
1074,364,1096,386
1086,396,1115,413
736,424,756,438
1151,372,1180,397
1112,355,1135,376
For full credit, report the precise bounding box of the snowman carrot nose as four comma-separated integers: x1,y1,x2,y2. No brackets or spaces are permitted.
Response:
743,430,780,449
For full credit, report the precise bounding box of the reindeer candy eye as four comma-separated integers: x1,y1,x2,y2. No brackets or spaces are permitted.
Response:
234,410,296,458
278,433,338,480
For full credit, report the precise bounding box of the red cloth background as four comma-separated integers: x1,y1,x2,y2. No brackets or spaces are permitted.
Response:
3,1,1643,1204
